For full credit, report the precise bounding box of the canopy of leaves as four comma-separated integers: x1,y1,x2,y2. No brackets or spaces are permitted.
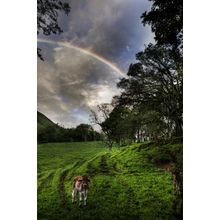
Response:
101,106,135,144
37,0,70,35
118,43,182,138
141,0,183,49
37,0,70,60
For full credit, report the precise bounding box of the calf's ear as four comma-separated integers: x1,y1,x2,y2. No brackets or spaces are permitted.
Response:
74,176,79,182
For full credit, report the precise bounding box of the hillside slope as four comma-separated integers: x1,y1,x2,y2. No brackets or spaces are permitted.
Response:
37,111,58,131
37,111,63,143
38,142,180,220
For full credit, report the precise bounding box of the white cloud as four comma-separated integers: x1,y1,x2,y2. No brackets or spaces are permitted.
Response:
38,45,120,128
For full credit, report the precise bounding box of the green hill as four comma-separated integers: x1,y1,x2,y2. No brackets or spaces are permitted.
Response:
37,111,62,143
37,111,58,131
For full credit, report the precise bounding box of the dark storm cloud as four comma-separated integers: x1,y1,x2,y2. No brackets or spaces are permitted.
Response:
61,0,153,66
38,0,153,128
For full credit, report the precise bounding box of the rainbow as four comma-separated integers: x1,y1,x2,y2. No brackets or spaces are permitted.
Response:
37,38,126,77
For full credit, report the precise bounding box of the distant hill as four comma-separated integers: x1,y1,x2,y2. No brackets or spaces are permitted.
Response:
37,111,59,132
37,111,62,143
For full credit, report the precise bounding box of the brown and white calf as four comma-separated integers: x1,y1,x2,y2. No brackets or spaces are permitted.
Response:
72,176,90,206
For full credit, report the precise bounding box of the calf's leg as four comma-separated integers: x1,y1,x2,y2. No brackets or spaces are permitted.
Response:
79,192,83,206
72,189,77,203
84,190,88,206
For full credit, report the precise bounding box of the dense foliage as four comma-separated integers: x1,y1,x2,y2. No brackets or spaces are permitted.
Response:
92,0,183,145
117,43,183,141
141,0,183,50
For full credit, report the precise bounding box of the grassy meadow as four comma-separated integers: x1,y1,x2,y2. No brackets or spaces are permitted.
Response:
38,141,178,220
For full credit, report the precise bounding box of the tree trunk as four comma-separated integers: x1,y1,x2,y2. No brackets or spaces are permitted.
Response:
175,118,183,137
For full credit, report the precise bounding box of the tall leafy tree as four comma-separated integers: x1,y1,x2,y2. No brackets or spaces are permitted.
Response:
141,0,183,50
75,124,94,141
90,104,114,149
101,106,135,145
118,43,183,138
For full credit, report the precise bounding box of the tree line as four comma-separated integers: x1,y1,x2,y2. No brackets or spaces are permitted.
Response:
90,0,183,149
38,123,102,144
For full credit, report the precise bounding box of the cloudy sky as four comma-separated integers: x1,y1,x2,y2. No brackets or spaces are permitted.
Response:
37,0,153,128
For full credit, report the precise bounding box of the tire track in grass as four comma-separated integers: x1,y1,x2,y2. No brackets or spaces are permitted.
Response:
99,154,109,174
66,154,112,219
116,175,140,220
86,153,115,176
38,171,55,193
58,169,69,209
74,152,107,176
58,154,108,212
86,175,137,220
65,159,94,206
40,149,110,218
58,161,86,210
65,159,87,181
58,162,86,209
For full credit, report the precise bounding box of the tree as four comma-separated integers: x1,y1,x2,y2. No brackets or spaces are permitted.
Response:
141,0,183,50
37,0,70,60
101,106,135,145
75,124,94,141
141,2,183,214
118,43,183,139
133,107,168,143
90,104,114,149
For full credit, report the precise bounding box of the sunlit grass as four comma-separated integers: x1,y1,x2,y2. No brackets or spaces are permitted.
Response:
38,141,176,220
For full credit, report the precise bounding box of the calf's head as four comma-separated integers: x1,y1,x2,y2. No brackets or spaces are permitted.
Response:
74,176,90,189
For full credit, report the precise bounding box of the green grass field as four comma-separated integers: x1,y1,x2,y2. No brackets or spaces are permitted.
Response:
38,141,176,220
